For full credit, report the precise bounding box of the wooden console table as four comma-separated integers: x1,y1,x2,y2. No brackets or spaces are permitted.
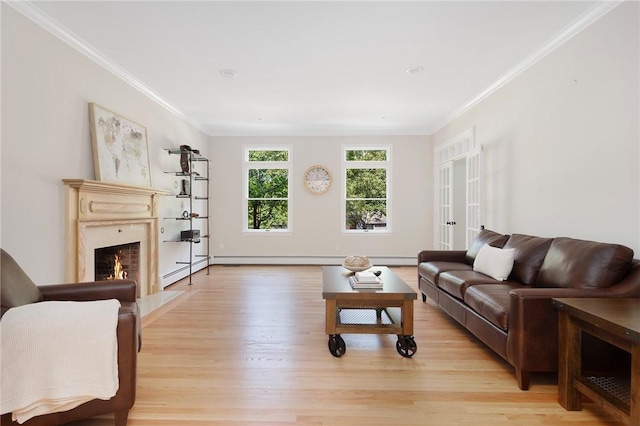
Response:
552,298,639,425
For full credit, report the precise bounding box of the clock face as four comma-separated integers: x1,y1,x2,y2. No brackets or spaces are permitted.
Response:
304,165,332,194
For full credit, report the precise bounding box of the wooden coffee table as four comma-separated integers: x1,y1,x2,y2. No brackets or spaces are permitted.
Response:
322,266,417,358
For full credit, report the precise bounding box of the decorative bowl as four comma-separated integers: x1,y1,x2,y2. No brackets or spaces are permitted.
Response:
342,263,372,272
342,255,371,272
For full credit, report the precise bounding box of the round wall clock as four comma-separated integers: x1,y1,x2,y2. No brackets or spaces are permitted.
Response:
304,165,332,194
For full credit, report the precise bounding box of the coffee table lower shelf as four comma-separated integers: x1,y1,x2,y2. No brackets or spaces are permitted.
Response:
326,307,417,358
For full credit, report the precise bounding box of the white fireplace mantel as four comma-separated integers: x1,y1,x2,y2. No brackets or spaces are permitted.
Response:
63,179,170,296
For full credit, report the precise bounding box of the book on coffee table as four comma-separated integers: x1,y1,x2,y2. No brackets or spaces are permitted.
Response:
355,271,380,282
349,273,382,289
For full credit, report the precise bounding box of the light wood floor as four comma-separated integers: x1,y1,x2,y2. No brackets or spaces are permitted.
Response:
76,266,620,425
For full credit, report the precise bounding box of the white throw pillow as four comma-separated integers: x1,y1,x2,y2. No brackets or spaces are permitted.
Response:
473,244,516,281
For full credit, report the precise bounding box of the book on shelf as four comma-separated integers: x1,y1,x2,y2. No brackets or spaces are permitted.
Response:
349,275,382,289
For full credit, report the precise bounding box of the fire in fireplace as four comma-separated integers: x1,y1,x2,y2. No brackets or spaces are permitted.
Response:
94,242,141,282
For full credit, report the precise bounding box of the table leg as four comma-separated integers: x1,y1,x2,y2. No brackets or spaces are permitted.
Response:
375,308,383,322
325,299,337,335
558,311,582,410
631,342,639,425
401,299,414,336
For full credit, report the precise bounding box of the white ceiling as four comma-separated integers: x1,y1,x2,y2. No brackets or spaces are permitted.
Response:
24,1,608,136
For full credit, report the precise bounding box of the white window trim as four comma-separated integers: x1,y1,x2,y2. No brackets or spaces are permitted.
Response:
242,145,293,234
341,145,392,234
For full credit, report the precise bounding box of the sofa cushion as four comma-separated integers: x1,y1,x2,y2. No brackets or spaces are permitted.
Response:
537,237,634,289
1,249,43,316
473,244,515,281
464,283,524,331
503,234,553,285
438,270,500,299
418,261,472,284
465,229,510,265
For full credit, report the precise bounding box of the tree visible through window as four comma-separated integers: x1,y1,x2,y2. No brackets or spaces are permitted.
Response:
245,149,290,231
344,148,389,231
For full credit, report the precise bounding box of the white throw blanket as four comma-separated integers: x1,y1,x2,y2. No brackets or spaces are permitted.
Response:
1,299,120,424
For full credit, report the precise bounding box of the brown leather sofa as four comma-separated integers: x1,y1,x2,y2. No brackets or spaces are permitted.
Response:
418,229,640,390
1,249,140,426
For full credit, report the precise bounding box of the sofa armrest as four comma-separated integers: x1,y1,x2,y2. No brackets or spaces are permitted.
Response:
418,250,467,264
40,279,137,303
118,300,142,353
506,287,616,371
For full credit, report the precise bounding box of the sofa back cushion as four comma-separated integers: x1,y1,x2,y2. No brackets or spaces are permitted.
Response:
503,234,553,285
1,249,43,317
537,238,633,289
465,229,509,265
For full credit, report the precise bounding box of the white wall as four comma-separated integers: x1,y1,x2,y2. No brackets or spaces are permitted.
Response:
432,1,640,254
209,135,432,264
9,0,630,279
1,5,210,285
1,5,433,288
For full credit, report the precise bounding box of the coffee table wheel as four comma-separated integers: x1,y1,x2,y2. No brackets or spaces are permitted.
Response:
396,335,417,358
328,334,346,357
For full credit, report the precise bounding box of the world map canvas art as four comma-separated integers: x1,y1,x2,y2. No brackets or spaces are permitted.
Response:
89,103,152,187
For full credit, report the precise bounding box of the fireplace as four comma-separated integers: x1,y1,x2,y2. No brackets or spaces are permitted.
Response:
95,242,141,282
63,179,169,296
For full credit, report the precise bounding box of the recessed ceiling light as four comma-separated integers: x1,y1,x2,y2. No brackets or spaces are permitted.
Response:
219,69,237,78
406,66,424,75
378,116,387,120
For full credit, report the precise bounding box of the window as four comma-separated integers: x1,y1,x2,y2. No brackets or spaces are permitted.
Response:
343,147,390,232
244,147,291,232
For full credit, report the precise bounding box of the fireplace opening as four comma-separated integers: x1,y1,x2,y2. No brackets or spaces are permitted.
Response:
94,242,141,282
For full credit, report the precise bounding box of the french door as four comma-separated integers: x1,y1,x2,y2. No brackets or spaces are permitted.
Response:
436,161,454,250
434,128,483,250
465,145,483,245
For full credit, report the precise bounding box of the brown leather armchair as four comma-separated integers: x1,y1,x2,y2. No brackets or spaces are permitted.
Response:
0,249,140,426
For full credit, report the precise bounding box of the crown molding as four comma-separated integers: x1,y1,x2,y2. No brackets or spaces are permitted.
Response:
6,0,622,138
206,126,432,137
429,0,624,135
5,0,208,135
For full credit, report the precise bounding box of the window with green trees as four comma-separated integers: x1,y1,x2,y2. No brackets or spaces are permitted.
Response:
343,148,390,231
244,148,290,231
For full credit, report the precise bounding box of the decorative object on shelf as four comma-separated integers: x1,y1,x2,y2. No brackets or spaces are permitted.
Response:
89,103,151,187
182,210,189,219
304,165,332,194
342,255,371,272
190,212,199,218
180,229,200,242
179,144,191,174
180,179,190,196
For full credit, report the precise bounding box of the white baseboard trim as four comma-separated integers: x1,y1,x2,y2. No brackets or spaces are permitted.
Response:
211,255,416,266
161,258,209,287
